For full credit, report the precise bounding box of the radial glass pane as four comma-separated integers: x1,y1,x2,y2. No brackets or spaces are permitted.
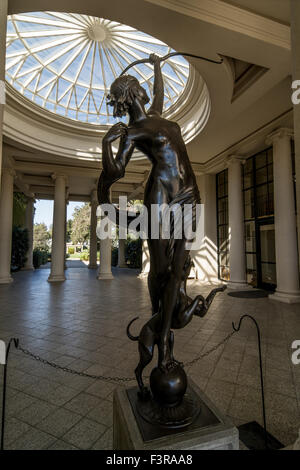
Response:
6,12,190,125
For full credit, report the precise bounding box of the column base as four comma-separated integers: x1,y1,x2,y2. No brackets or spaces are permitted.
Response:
269,290,300,304
88,264,98,269
138,272,148,279
48,274,66,282
21,266,34,271
227,281,250,290
0,276,13,284
97,272,114,280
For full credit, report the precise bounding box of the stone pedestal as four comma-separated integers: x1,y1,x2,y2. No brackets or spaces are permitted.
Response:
113,379,239,450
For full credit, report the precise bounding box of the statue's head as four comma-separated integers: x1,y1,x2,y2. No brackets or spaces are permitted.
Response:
107,75,150,117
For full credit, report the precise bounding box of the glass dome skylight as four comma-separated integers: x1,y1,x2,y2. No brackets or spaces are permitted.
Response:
5,12,190,125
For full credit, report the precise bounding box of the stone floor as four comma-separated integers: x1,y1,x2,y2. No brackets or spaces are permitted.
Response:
0,262,299,450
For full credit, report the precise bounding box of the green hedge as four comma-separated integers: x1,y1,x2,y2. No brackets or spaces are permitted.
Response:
80,251,89,261
11,226,29,271
33,248,49,268
111,247,118,266
111,239,142,269
68,246,75,254
126,239,142,268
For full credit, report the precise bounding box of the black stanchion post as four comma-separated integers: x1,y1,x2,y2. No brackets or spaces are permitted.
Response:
232,315,268,450
0,338,19,451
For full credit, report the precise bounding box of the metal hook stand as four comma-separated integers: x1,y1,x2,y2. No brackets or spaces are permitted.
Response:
232,315,268,449
1,338,19,451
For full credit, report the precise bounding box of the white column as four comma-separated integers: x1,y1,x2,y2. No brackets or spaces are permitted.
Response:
89,190,98,269
97,237,113,279
227,156,248,289
266,129,300,303
48,174,67,282
0,1,8,195
139,240,150,278
23,196,35,270
97,188,113,280
191,174,219,284
64,199,68,270
118,238,127,268
0,168,15,283
291,0,300,267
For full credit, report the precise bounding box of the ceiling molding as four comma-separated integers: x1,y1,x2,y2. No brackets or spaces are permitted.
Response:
145,0,290,49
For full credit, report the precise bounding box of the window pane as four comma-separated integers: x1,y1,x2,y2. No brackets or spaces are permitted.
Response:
255,152,267,169
244,189,254,219
261,263,276,285
256,166,267,185
220,265,230,281
245,221,256,252
246,253,257,286
218,211,227,225
217,172,224,186
243,171,253,189
267,182,274,214
218,183,225,198
267,163,273,182
244,158,252,174
267,148,273,164
256,184,268,217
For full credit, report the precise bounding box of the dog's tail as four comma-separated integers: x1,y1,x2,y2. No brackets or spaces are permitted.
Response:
126,317,139,341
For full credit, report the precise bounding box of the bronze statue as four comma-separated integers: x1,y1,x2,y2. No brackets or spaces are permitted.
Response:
98,53,225,427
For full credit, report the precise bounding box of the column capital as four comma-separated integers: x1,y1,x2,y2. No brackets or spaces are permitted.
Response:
266,128,294,146
51,173,68,184
226,155,246,167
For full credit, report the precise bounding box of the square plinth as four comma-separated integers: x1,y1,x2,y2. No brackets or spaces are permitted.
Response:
113,379,239,450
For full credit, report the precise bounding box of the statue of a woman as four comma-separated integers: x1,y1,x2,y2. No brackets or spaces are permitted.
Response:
98,54,200,373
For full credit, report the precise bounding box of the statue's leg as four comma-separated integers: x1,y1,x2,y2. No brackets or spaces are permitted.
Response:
194,285,227,318
147,269,160,315
172,294,206,329
135,343,153,400
158,239,189,370
147,238,169,315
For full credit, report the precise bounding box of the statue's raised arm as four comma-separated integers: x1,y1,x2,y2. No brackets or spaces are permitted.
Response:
148,53,164,116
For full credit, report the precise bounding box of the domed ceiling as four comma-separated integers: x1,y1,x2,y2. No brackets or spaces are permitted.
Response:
5,12,190,126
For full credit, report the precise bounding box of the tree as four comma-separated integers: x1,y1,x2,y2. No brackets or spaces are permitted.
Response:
66,219,73,243
13,192,27,227
33,223,50,250
70,204,91,244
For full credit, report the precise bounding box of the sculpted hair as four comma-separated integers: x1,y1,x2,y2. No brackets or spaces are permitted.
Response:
107,75,150,117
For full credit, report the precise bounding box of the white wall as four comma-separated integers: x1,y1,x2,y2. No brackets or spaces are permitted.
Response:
191,174,219,284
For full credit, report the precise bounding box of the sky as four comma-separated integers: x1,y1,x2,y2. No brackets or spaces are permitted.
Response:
34,200,84,228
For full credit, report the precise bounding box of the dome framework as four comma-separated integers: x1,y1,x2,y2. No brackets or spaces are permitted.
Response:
5,11,190,125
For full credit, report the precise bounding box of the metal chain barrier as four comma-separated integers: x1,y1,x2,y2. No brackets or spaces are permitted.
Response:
16,329,236,382
17,346,134,383
184,330,236,367
0,330,236,450
2,317,269,450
